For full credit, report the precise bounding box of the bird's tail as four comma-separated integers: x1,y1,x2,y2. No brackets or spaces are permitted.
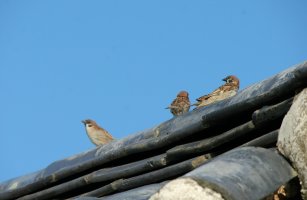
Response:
191,102,200,107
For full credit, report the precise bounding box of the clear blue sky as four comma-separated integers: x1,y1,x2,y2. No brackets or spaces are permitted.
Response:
0,1,306,182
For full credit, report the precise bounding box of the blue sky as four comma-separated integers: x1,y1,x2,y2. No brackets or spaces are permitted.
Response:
0,1,306,182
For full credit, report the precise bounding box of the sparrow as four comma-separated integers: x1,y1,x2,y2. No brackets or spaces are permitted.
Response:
166,90,190,116
193,75,240,109
82,119,114,146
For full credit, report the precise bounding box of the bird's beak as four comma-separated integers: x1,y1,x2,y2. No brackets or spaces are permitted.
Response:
222,77,227,82
81,120,86,125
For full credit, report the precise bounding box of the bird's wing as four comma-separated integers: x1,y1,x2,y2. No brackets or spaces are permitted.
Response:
197,84,238,102
96,129,114,141
166,98,178,109
196,86,222,102
169,98,181,108
104,130,114,140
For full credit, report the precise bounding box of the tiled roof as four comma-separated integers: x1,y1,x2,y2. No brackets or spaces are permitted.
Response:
1,61,306,200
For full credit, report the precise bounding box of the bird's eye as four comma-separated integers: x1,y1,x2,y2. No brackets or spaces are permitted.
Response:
88,124,93,127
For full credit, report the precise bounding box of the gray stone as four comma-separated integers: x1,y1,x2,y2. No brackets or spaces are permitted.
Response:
278,88,307,199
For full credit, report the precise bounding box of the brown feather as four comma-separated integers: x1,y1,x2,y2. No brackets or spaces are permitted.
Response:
194,75,240,108
82,119,114,146
167,91,191,116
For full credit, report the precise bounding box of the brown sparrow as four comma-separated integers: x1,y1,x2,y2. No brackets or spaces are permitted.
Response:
194,75,240,108
166,91,190,116
82,119,114,146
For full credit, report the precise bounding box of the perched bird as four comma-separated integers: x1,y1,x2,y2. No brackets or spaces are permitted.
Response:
82,119,114,146
194,75,240,109
166,90,191,116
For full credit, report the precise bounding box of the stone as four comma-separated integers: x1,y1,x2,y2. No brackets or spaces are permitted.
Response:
149,178,224,200
278,88,307,199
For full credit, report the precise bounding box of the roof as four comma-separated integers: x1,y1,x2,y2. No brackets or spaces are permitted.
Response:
1,61,306,200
